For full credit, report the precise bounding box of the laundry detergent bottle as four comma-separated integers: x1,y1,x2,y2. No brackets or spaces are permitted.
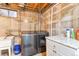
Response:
71,28,75,40
66,28,71,40
13,36,21,55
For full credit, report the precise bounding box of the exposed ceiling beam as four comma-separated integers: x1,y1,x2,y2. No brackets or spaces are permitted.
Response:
41,3,56,13
0,3,52,13
33,3,38,10
40,3,48,11
0,6,17,11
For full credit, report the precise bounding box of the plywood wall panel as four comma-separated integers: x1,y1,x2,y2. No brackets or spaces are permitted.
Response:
0,16,11,36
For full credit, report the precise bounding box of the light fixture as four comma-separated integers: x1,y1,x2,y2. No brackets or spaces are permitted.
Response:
18,3,25,7
24,19,28,23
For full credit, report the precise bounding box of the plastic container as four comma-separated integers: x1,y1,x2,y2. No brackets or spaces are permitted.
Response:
66,29,71,40
13,44,21,55
13,36,21,55
76,29,79,40
71,28,75,39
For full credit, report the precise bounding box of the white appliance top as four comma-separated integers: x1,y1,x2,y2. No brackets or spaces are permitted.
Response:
46,35,79,50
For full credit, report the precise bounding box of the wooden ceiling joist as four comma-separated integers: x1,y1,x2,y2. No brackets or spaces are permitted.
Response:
0,3,54,13
41,3,48,11
33,3,38,10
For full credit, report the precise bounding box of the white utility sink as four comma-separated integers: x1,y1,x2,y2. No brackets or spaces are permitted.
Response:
0,37,5,40
0,36,13,47
0,36,14,56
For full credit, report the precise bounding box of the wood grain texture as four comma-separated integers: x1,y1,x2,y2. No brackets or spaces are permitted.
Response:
0,3,53,13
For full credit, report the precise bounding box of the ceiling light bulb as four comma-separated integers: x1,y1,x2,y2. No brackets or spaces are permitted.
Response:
18,3,25,7
24,19,28,23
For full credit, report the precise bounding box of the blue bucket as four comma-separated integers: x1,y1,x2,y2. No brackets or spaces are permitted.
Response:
13,44,21,55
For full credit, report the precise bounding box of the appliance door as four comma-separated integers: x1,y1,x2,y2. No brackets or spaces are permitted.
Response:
22,34,37,56
36,32,49,52
36,34,46,52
